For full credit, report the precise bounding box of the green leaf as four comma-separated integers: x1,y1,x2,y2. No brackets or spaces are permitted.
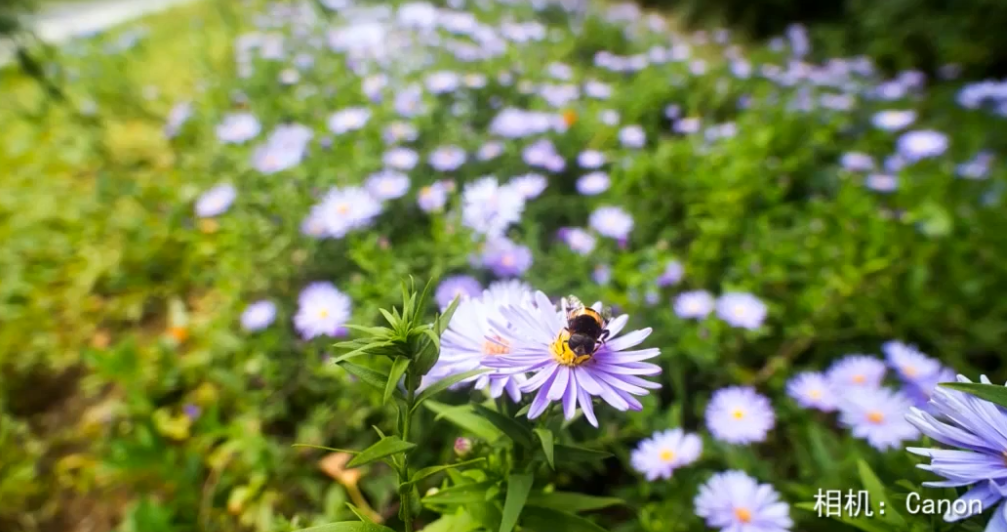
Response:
346,503,375,523
403,458,486,490
858,460,904,525
419,511,480,532
513,404,532,418
291,444,359,455
526,492,624,513
379,308,399,328
533,428,554,470
412,369,491,413
338,362,391,392
499,473,534,532
520,507,607,532
940,382,1007,410
412,328,441,377
414,277,435,324
423,481,497,505
472,404,534,448
424,401,503,441
332,341,394,364
384,357,411,405
437,295,462,335
553,444,612,464
346,437,416,469
290,522,394,532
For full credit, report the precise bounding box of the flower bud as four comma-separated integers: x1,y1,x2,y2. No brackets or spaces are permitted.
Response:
454,437,472,457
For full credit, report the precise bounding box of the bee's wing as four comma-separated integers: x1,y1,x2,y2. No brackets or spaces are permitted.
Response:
565,294,584,311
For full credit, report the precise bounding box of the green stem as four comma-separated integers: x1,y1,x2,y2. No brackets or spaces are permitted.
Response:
401,382,416,532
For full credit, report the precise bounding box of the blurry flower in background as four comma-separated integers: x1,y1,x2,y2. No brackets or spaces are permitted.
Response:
294,282,352,339
871,109,916,131
164,101,193,138
216,112,262,144
656,260,684,287
316,186,383,238
577,150,606,169
327,107,372,134
840,152,875,172
897,130,949,162
577,172,611,195
429,145,468,172
674,290,715,319
461,177,526,238
435,275,483,310
631,428,703,480
482,291,661,427
589,206,633,240
240,300,278,332
593,264,612,285
838,386,919,450
957,151,994,180
558,227,596,255
705,386,775,444
384,147,420,170
418,182,450,212
195,184,237,218
715,292,767,330
509,173,547,199
826,354,887,391
786,372,837,412
618,125,646,148
478,141,505,161
865,173,898,193
480,237,533,277
365,170,411,200
694,471,793,532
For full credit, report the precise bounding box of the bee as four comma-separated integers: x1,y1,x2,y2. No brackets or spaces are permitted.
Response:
558,295,612,365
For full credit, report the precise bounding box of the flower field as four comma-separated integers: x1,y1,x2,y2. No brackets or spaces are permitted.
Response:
3,0,1007,531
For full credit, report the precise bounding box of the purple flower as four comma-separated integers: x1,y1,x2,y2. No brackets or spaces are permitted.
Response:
509,173,547,199
384,147,420,170
957,151,994,180
241,300,277,332
656,260,684,287
251,124,313,174
599,109,620,126
418,182,450,213
461,177,525,238
906,375,1007,526
786,372,837,412
183,404,202,420
865,174,898,193
310,186,383,238
674,290,714,319
435,275,483,310
715,292,767,330
294,282,351,340
674,117,701,134
195,184,237,218
164,101,192,138
883,341,942,385
589,206,633,240
559,227,596,255
577,150,606,169
705,386,775,444
482,292,662,427
872,110,916,131
478,141,505,161
481,237,533,277
841,152,875,172
383,122,419,145
327,107,371,134
827,354,887,391
631,428,703,481
216,113,261,144
897,130,949,162
694,471,792,532
577,172,611,195
365,170,410,200
618,125,646,148
593,264,612,285
426,283,533,402
838,386,919,450
429,146,467,172
425,70,460,94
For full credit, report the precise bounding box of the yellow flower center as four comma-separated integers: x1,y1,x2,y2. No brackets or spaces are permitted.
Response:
318,309,329,319
867,411,884,424
482,335,510,356
419,186,432,197
336,203,350,215
732,304,747,316
501,254,515,266
903,365,917,378
809,389,822,399
734,508,752,523
852,374,866,384
732,409,745,420
550,331,592,367
659,449,674,462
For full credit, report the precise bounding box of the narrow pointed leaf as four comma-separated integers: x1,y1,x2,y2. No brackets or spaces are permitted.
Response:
437,296,462,335
291,444,359,455
333,342,394,364
473,404,534,448
526,492,624,513
384,357,411,405
553,444,611,464
940,382,1007,410
379,308,398,328
403,458,486,490
533,428,555,470
346,436,416,469
424,401,503,441
857,460,904,525
290,522,394,532
419,511,479,532
423,481,496,505
412,369,491,413
499,473,535,532
346,503,375,524
414,277,435,323
520,507,607,532
338,362,404,401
